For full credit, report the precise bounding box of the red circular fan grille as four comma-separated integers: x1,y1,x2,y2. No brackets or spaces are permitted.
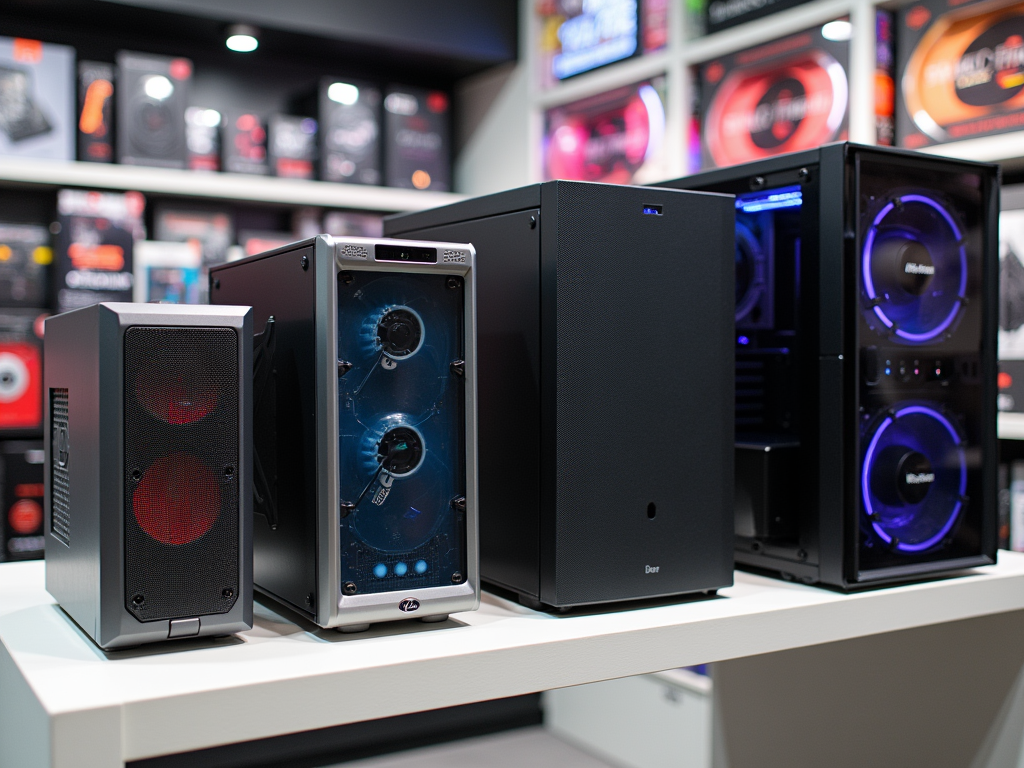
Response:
135,365,218,425
8,499,42,534
133,453,221,545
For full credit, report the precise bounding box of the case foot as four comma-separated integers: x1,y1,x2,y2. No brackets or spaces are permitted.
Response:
419,614,448,623
336,623,370,634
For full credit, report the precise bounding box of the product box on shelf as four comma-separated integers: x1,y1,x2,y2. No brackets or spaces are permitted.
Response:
897,0,1024,148
238,230,294,257
999,185,1024,412
535,0,659,89
77,61,115,163
700,0,812,35
116,51,191,168
544,76,667,185
185,106,221,171
223,111,269,175
698,21,850,169
0,37,75,161
132,240,201,304
54,189,145,313
383,86,450,191
0,309,46,437
0,440,44,562
268,114,317,179
318,78,381,185
877,10,896,146
0,223,50,307
323,210,383,238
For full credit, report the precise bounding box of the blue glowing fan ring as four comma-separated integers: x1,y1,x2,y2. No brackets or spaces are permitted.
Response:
735,221,766,324
861,194,968,344
861,404,967,553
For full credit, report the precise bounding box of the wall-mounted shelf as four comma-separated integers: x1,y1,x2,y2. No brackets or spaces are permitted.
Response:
4,554,1024,766
0,157,464,212
999,413,1024,440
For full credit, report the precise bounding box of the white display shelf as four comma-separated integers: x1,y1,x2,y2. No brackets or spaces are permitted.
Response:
5,554,1024,766
0,157,464,212
999,412,1024,440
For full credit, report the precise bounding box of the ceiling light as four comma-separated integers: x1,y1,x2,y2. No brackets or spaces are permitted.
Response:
226,24,259,53
821,20,853,41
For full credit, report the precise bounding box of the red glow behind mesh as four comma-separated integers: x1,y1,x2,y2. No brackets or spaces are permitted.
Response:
135,366,218,425
133,453,221,545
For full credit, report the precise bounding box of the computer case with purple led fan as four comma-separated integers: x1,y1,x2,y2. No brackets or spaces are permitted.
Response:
657,142,998,589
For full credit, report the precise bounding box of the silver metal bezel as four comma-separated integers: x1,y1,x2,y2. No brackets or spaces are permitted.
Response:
312,235,479,629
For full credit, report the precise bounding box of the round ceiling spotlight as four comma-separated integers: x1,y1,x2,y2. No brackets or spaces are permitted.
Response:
225,24,259,53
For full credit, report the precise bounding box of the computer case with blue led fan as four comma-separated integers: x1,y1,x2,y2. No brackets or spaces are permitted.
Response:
658,143,998,589
210,235,478,630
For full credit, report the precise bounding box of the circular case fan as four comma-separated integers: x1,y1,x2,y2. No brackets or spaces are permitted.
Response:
861,193,968,344
861,403,967,553
735,221,766,324
348,413,449,553
339,274,453,424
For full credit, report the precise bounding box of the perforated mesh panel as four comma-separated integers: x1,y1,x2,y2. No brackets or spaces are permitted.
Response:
50,388,70,547
123,327,239,622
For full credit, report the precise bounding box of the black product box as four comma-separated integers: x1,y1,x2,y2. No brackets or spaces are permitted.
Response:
897,0,1024,148
223,111,269,175
153,204,233,266
77,61,114,163
54,188,145,313
268,114,317,179
0,37,75,161
0,223,50,307
319,78,381,184
116,51,191,168
185,106,221,171
383,86,450,191
1000,184,1024,411
698,22,850,169
0,440,44,561
702,0,812,35
0,309,46,437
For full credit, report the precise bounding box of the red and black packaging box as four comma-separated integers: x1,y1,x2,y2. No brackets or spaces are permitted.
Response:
77,61,114,163
897,0,1024,148
53,189,145,313
222,111,269,175
0,440,44,561
383,86,450,191
698,22,850,169
268,114,317,179
0,309,46,437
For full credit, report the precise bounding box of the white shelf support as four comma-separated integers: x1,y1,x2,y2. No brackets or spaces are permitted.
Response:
848,0,879,144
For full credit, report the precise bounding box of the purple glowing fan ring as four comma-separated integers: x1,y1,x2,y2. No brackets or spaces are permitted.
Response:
861,194,968,343
861,404,967,553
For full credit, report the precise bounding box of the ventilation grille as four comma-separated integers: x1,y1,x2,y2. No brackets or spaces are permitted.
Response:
123,327,239,622
341,244,369,259
735,358,766,428
50,388,70,547
442,250,466,263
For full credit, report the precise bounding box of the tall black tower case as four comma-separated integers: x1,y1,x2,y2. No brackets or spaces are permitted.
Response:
657,143,999,589
385,181,736,610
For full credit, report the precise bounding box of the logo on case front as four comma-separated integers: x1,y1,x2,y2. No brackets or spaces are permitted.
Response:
398,598,420,612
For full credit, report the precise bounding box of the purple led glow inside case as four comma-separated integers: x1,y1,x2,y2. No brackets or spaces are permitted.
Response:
861,404,967,553
861,194,968,343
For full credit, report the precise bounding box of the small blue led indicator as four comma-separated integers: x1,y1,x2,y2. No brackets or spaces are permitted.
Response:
738,335,750,346
373,563,387,579
394,562,408,576
415,560,428,574
642,205,662,216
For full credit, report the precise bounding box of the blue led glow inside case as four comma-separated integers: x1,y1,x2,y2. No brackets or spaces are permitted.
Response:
337,271,466,594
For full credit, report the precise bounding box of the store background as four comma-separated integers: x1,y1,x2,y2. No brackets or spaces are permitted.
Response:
1,0,1024,766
